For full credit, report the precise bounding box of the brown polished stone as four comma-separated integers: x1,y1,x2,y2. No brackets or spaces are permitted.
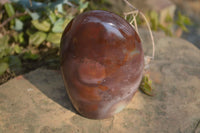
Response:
60,10,144,119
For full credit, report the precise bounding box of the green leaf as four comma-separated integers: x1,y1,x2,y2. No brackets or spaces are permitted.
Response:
29,31,47,47
177,12,192,25
18,32,25,44
4,3,15,27
9,55,22,73
4,3,15,17
13,45,22,54
48,11,57,24
47,32,62,45
0,35,11,58
150,11,158,31
13,32,25,44
13,18,23,31
52,18,65,33
26,9,40,20
78,1,89,13
139,74,154,96
176,11,192,32
31,20,51,32
55,12,63,18
23,51,39,60
0,62,9,76
56,4,64,13
165,13,173,23
63,15,73,29
0,35,9,46
159,24,173,36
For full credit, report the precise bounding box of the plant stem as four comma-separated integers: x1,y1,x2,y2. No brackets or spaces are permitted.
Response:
0,12,28,28
123,0,155,60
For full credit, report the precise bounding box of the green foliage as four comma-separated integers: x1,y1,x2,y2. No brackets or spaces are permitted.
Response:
48,10,57,23
0,0,89,76
4,3,15,17
47,33,62,46
29,31,47,47
0,35,22,75
1,0,192,79
176,11,192,32
87,0,111,12
14,18,24,31
0,62,9,76
78,0,89,13
52,18,65,33
146,11,192,36
23,51,40,60
31,20,51,32
149,11,158,31
4,3,15,27
13,45,22,54
9,55,22,72
126,10,192,36
0,35,11,58
70,0,89,13
140,74,154,96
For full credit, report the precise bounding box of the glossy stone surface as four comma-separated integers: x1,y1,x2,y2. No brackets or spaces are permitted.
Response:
60,10,144,119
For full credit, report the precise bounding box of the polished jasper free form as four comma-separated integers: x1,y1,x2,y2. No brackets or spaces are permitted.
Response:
60,10,144,119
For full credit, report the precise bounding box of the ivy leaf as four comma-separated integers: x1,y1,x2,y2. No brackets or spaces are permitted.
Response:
29,31,47,47
31,20,51,32
63,15,73,28
0,35,11,58
4,3,15,26
11,0,73,11
49,0,74,9
10,0,46,10
139,74,154,96
56,4,64,13
52,18,65,33
48,10,57,24
13,18,23,31
26,9,40,20
78,1,89,13
0,62,9,76
13,45,22,54
0,35,9,46
18,32,25,44
12,32,25,46
47,32,62,46
4,3,15,17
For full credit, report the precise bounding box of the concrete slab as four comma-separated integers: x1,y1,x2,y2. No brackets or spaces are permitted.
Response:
0,31,200,133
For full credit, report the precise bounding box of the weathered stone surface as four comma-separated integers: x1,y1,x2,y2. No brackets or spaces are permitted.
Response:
0,31,200,133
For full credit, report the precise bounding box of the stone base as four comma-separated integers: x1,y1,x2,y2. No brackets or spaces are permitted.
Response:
0,31,200,133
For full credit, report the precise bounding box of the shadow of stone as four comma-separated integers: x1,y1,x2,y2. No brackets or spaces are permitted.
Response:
23,68,78,114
